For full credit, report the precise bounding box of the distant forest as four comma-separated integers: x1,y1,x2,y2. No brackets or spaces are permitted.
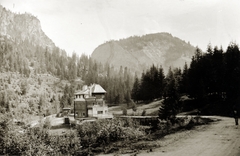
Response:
1,35,240,115
132,43,240,116
0,36,134,108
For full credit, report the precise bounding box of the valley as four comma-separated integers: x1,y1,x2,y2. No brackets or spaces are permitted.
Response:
0,3,240,156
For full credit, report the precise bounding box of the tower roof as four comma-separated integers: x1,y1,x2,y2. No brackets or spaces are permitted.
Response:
91,84,106,93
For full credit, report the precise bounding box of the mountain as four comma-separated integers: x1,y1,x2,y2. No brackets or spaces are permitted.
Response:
0,5,67,116
0,5,55,49
91,33,196,73
0,5,68,79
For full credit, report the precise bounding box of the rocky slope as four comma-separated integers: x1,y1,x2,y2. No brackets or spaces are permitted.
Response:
0,5,55,49
0,5,68,116
92,33,196,73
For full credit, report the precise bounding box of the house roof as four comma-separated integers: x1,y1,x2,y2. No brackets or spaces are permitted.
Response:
74,84,106,95
91,84,106,93
74,90,89,95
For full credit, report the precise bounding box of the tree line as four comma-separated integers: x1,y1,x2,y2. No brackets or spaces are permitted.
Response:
2,34,240,114
187,43,240,115
0,36,136,107
132,43,240,117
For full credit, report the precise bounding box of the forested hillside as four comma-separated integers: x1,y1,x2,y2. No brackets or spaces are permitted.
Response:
0,5,136,116
132,43,240,117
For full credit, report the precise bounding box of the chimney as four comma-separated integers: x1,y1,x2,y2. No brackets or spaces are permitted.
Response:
89,86,92,97
82,85,87,91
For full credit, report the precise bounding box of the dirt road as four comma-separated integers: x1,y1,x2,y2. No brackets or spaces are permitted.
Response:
138,116,240,156
98,116,240,156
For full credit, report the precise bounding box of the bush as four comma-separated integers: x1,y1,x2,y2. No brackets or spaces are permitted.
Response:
122,107,127,115
157,119,172,134
30,62,34,67
142,110,146,116
76,118,145,148
0,113,81,156
43,117,51,129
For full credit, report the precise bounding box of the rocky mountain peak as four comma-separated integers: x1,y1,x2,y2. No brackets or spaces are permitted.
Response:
0,5,55,49
91,33,196,74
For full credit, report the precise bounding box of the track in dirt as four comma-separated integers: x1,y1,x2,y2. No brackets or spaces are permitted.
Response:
98,116,240,156
138,116,240,156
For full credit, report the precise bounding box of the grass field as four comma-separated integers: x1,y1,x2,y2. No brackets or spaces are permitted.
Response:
108,100,163,116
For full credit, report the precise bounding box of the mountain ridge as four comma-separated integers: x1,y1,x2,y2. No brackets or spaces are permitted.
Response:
92,33,196,73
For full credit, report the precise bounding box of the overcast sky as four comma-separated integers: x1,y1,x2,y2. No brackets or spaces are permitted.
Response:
1,0,240,56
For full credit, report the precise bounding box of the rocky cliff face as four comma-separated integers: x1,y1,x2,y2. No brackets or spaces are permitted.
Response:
92,33,196,73
0,5,54,49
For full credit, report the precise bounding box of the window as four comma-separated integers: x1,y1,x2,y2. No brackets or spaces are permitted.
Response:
97,111,103,114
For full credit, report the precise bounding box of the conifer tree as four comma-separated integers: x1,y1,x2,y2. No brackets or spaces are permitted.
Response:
131,75,140,103
158,66,165,99
225,43,240,104
159,67,180,122
180,62,189,94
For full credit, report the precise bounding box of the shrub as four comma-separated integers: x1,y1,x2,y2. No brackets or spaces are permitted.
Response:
56,113,60,117
43,117,51,129
30,62,34,67
122,107,127,115
76,118,145,148
0,113,81,156
157,119,172,134
131,103,137,112
142,110,146,116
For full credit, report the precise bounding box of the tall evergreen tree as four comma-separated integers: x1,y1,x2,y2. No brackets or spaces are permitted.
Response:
158,66,165,98
225,43,240,105
131,75,140,103
180,62,189,94
159,67,180,121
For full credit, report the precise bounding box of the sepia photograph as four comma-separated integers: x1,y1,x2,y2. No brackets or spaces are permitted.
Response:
0,0,240,155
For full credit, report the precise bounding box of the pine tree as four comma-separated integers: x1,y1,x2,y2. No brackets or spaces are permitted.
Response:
206,43,213,55
38,95,45,113
159,96,178,121
125,90,131,105
225,43,240,104
158,66,165,99
60,95,68,108
131,75,140,103
159,67,180,122
180,62,189,94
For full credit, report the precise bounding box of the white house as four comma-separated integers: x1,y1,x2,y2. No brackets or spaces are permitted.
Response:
74,84,111,119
